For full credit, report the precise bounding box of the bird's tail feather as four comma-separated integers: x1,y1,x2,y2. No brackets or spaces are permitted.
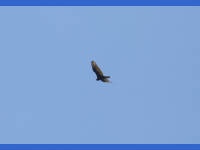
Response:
103,76,110,78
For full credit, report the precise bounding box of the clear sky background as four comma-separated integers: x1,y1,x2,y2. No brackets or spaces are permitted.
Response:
0,7,200,144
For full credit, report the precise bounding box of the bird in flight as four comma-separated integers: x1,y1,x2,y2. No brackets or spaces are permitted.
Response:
91,60,111,83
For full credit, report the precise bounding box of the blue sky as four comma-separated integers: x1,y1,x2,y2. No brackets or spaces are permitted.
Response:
0,7,200,144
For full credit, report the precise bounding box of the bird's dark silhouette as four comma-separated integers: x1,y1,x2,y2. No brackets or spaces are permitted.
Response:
91,60,111,82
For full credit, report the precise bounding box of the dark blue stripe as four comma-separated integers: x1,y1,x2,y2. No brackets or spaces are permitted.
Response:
0,144,200,150
0,0,200,6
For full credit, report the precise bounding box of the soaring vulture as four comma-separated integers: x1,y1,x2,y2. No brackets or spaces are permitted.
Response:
91,60,111,82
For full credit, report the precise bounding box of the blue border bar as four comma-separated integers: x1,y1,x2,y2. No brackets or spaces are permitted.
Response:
0,0,200,6
0,144,200,150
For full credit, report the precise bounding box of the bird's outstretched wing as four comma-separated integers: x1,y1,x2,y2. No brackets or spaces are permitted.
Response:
91,60,104,78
